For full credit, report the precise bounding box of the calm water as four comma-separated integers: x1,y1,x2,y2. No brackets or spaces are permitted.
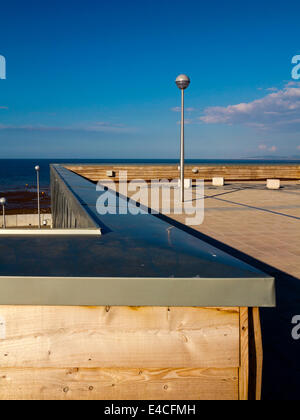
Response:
0,158,299,191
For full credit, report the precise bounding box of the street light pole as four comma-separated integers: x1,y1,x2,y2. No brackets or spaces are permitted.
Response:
175,74,190,202
35,165,41,229
0,197,6,229
180,88,185,203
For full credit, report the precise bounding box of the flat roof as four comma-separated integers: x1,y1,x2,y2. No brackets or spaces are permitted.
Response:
0,164,275,307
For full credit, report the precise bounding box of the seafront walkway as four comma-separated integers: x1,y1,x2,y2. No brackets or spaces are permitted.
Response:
169,181,300,279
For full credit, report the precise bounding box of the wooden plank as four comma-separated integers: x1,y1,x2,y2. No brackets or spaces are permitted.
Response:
239,307,249,400
0,367,239,400
0,306,239,369
249,308,263,401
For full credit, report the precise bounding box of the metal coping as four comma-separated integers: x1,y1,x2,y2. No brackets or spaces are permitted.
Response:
0,164,276,307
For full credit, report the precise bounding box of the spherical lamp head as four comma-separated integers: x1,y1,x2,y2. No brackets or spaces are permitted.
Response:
0,197,7,206
35,165,40,172
175,74,190,90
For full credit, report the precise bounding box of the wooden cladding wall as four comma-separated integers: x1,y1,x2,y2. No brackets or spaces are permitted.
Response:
65,164,300,182
0,306,255,401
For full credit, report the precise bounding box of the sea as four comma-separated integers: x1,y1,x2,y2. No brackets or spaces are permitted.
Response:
0,158,299,191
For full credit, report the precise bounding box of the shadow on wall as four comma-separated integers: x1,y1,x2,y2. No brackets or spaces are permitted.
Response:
155,213,300,401
260,273,300,401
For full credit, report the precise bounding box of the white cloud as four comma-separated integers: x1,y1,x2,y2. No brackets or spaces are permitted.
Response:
200,82,300,130
258,144,277,152
176,119,194,125
83,121,135,133
285,81,299,87
171,107,196,113
0,121,136,134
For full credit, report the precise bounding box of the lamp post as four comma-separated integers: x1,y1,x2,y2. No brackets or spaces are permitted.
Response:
175,74,190,202
0,197,6,229
35,165,41,229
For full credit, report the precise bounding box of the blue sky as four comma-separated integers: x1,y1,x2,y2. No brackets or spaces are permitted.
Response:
0,0,300,159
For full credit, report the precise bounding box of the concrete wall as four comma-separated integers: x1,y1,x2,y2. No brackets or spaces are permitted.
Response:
1,214,52,228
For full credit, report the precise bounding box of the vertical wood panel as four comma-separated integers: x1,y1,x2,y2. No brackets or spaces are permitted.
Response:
239,307,249,400
249,308,263,400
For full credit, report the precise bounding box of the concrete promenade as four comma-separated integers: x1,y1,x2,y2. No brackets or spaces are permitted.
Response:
169,181,300,280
